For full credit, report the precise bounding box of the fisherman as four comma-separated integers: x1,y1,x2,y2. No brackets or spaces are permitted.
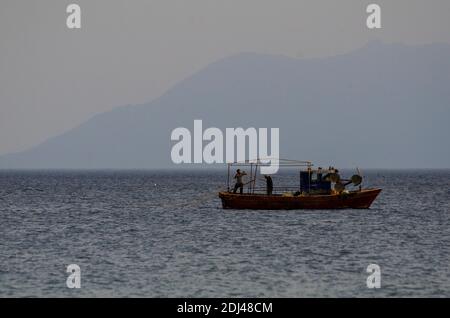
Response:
264,175,273,195
233,169,247,194
317,167,323,181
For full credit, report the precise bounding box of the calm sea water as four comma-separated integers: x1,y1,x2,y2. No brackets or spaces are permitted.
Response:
0,169,449,297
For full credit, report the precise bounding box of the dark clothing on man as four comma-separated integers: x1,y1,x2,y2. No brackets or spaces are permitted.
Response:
233,182,244,194
233,170,247,194
264,175,273,195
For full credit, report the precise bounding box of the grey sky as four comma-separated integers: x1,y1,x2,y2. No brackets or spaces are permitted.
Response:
1,0,450,156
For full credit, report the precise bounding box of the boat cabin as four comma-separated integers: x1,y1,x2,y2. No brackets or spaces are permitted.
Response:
300,169,332,195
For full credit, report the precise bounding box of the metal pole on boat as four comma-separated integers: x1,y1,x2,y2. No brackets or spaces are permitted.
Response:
249,163,253,194
308,166,311,193
299,170,301,193
252,164,258,194
227,163,230,192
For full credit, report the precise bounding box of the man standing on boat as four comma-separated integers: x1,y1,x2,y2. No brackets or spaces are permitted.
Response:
233,169,247,194
264,175,273,195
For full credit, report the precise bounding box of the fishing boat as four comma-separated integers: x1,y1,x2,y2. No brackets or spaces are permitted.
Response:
218,159,381,210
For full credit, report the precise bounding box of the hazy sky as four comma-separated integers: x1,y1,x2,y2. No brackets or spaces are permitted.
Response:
1,0,450,155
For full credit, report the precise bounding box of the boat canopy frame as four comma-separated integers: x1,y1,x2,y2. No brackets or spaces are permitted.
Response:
226,158,341,194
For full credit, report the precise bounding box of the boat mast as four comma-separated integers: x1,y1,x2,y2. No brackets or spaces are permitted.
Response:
227,163,230,192
249,162,253,194
253,161,258,194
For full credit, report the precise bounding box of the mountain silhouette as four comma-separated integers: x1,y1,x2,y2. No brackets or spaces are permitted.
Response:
1,41,449,169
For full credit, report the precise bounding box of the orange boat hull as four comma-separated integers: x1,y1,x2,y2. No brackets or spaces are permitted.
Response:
219,188,381,210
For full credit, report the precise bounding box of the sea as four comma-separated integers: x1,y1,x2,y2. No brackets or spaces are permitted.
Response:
0,169,449,297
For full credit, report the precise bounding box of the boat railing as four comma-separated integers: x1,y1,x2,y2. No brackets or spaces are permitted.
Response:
226,158,313,193
228,185,301,194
